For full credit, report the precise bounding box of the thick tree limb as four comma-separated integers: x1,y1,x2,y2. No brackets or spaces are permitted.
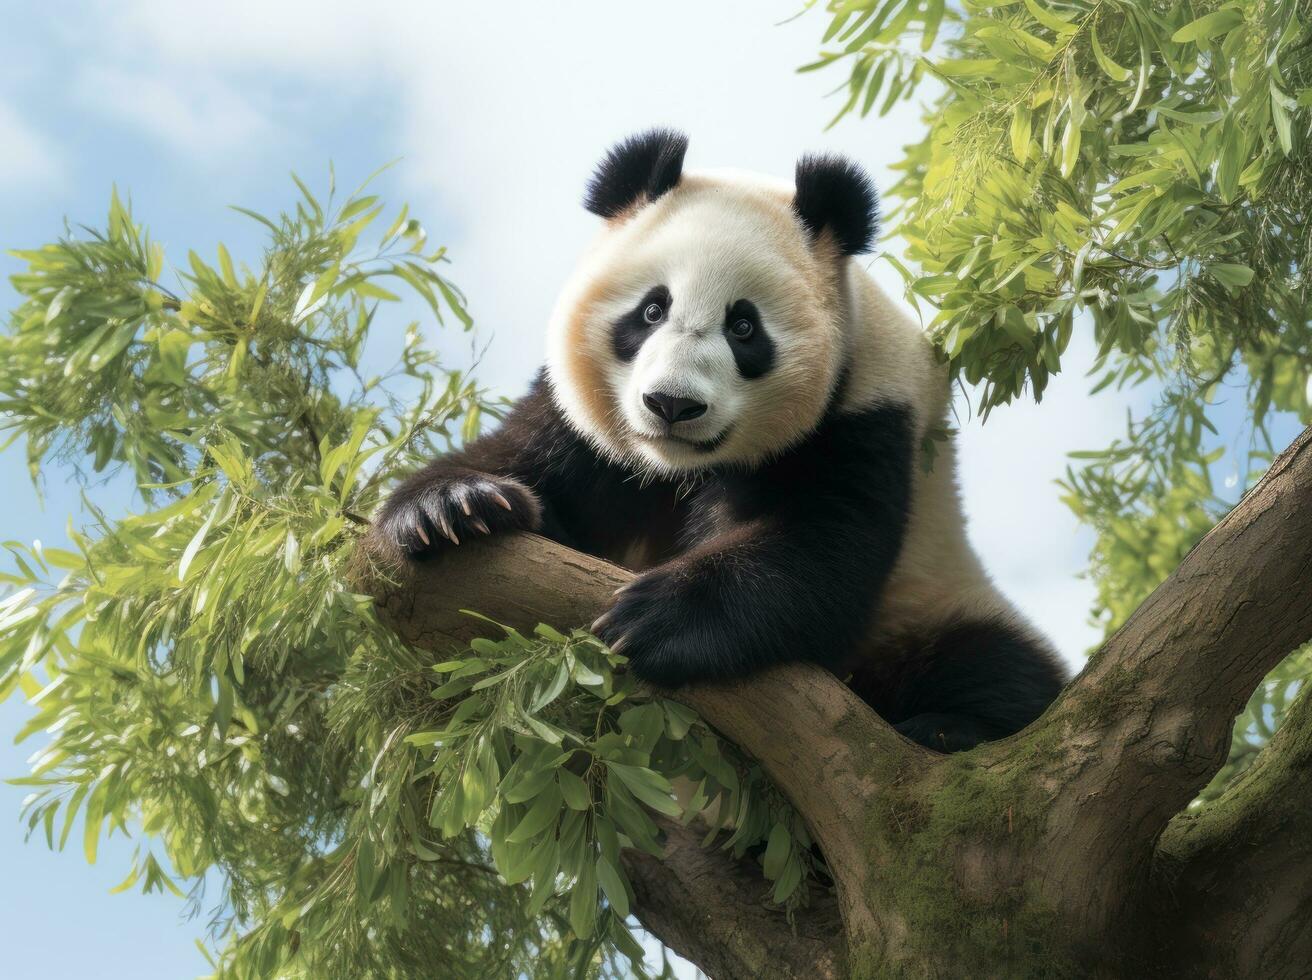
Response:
672,666,925,957
1153,686,1312,975
367,532,632,650
1003,425,1312,933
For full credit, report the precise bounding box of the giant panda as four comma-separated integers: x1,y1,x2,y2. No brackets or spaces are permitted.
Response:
375,129,1067,752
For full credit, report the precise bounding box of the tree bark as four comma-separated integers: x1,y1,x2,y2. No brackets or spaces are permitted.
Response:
367,424,1312,979
622,816,846,980
1154,688,1312,976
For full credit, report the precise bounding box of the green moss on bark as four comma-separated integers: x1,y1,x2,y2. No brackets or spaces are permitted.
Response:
854,734,1079,979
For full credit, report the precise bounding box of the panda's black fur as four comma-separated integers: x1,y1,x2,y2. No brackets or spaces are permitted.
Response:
583,128,689,218
793,153,881,255
375,130,1067,753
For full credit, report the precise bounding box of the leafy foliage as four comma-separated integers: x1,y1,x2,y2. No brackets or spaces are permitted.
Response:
809,0,1312,791
0,183,815,977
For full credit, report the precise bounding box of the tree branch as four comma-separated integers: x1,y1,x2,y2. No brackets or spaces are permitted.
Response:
1007,424,1312,931
623,816,846,980
1152,685,1312,974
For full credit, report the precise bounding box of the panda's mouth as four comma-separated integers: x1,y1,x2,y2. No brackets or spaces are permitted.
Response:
640,426,732,454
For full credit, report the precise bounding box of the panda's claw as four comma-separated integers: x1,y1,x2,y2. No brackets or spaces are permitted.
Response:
375,470,542,559
590,609,617,636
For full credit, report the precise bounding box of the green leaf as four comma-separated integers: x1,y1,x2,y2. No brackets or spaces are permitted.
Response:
108,860,142,895
1209,263,1255,288
502,763,557,804
1022,0,1077,35
1271,85,1294,155
525,837,561,918
310,262,341,307
216,243,237,287
82,779,108,865
568,857,598,938
661,701,698,739
282,531,300,575
1090,25,1132,82
772,854,804,905
530,659,571,712
178,505,218,582
339,195,380,222
249,281,268,322
595,855,629,918
558,770,591,811
505,783,562,843
1010,103,1032,163
1171,8,1244,44
351,280,402,303
762,822,791,880
1059,112,1081,177
605,763,681,817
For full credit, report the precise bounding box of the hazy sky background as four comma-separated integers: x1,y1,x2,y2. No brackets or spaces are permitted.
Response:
0,1,1180,975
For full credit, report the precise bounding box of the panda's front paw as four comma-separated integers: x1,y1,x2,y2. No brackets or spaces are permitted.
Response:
591,565,718,687
374,469,542,560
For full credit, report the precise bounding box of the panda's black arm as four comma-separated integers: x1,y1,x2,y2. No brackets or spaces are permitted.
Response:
373,371,619,556
591,403,915,684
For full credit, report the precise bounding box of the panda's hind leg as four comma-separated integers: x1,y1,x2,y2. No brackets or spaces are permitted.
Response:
881,618,1068,753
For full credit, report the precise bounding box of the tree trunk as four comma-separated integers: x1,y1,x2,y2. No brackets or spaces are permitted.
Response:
368,425,1312,979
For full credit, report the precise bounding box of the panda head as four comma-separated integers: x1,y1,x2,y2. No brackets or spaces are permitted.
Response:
547,128,879,475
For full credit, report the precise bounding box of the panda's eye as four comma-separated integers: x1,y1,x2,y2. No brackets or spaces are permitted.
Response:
643,302,665,324
729,318,755,340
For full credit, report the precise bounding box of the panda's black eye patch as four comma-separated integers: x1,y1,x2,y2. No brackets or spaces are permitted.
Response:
723,299,774,379
612,285,670,362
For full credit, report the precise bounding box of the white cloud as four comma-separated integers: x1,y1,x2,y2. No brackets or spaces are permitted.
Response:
0,99,65,191
73,65,276,158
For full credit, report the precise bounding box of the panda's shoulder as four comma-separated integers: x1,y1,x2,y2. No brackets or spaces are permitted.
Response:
837,268,948,430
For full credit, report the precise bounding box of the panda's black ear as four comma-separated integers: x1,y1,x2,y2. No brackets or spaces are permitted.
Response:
584,129,689,218
792,154,880,255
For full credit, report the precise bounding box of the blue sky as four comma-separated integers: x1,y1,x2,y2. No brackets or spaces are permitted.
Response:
2,2,1294,977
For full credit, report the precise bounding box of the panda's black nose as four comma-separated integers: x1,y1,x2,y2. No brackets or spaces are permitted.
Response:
643,391,708,424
